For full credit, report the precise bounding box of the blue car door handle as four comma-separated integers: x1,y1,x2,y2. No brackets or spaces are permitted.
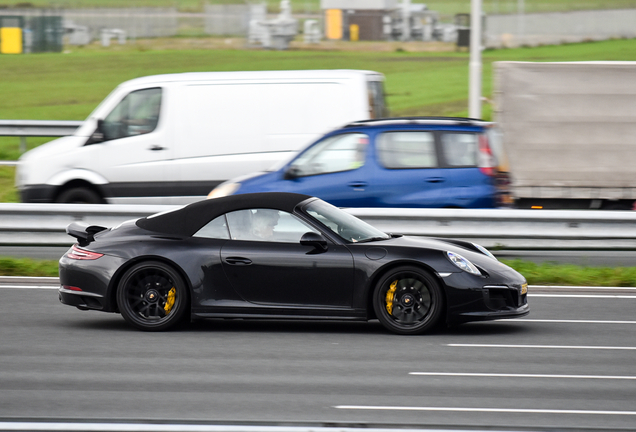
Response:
225,257,252,265
425,177,446,183
348,181,368,188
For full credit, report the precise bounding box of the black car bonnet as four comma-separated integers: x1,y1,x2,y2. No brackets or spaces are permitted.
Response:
136,192,313,237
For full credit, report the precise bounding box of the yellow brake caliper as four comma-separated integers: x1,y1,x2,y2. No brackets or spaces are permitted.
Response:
385,280,398,315
164,287,176,315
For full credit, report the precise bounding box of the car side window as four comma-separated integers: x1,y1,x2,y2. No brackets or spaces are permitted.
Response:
377,131,437,169
441,132,478,166
193,215,230,239
225,209,318,243
101,87,162,141
289,133,368,177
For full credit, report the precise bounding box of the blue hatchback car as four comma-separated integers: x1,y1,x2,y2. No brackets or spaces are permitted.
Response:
209,117,511,208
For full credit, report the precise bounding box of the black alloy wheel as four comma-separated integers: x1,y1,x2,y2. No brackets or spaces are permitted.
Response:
373,266,443,335
116,261,189,331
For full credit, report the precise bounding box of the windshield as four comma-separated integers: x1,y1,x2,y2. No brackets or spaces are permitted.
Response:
304,200,390,243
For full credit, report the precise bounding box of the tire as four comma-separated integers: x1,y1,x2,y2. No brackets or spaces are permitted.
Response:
372,266,443,335
116,261,189,331
56,187,103,204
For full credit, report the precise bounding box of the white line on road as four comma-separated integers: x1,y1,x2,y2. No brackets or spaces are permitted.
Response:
448,344,636,350
333,405,636,416
529,294,636,298
0,285,58,289
0,423,479,432
408,372,636,380
506,319,636,324
531,285,636,290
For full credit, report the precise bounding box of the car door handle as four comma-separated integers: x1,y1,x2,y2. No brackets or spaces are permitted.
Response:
148,145,166,151
225,257,252,265
425,177,445,183
348,181,368,188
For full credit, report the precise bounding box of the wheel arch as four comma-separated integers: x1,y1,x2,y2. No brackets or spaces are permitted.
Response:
365,259,448,321
107,255,193,313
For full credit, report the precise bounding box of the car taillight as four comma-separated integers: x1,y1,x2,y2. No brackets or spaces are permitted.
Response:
66,245,104,260
477,134,496,176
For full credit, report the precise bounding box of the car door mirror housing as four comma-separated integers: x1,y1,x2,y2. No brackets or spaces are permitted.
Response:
300,232,328,252
283,166,300,180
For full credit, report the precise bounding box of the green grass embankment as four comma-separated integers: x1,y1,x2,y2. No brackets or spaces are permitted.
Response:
2,256,636,286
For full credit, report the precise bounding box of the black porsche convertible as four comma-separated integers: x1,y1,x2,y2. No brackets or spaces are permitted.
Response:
59,193,528,334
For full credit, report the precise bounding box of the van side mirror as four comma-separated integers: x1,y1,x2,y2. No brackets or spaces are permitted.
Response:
87,120,105,145
300,232,328,252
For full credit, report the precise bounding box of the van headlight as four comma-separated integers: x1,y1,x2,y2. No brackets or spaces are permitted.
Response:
446,251,481,276
207,182,240,199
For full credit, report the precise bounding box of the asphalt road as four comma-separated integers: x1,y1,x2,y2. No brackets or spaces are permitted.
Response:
1,278,635,431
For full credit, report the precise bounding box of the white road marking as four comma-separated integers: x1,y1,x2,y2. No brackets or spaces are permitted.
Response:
448,344,636,350
408,372,636,380
505,319,636,324
0,423,477,432
529,294,636,298
333,405,636,416
0,285,58,289
530,285,636,290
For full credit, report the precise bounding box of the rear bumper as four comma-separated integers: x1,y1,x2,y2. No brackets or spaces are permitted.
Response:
58,252,127,312
58,286,110,311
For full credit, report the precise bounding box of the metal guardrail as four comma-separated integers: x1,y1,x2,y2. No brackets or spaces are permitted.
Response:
1,203,636,249
0,120,83,137
0,119,83,154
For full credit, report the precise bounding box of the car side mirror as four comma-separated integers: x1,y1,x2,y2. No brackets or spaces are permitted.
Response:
300,232,328,252
283,166,300,180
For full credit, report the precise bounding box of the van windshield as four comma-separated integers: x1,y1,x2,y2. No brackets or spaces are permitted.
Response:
367,80,388,118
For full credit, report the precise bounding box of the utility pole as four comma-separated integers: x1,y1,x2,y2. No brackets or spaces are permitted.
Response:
468,0,482,119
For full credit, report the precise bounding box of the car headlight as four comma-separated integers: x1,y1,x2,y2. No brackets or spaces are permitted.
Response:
207,182,240,199
472,242,497,260
446,251,481,276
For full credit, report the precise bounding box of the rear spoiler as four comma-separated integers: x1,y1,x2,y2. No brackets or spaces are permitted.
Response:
66,222,108,247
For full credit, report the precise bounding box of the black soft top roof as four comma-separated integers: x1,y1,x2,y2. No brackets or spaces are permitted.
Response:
136,192,314,236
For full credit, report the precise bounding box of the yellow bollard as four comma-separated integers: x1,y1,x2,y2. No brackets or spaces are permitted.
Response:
349,24,359,41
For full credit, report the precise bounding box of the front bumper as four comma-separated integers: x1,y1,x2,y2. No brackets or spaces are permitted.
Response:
441,271,529,325
20,184,57,203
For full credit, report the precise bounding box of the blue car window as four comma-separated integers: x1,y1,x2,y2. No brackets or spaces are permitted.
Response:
290,133,368,176
442,132,478,166
377,132,437,169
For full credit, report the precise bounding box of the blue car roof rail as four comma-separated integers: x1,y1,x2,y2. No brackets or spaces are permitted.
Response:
343,117,493,128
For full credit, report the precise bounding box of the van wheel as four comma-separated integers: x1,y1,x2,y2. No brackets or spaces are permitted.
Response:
56,187,103,204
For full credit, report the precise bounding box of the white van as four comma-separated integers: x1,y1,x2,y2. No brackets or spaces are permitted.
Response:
16,69,387,204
